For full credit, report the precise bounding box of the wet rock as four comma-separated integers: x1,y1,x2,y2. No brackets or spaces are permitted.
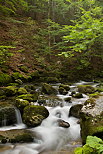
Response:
59,84,70,91
64,97,71,102
42,83,57,95
15,99,29,115
69,104,83,118
58,87,68,95
80,96,103,144
38,99,46,105
0,106,18,126
0,129,34,143
73,93,83,98
57,119,70,128
23,105,49,127
77,85,96,94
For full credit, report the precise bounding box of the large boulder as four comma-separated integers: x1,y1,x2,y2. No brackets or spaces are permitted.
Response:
77,85,96,94
0,106,18,126
80,96,103,144
69,104,83,118
23,105,49,127
42,83,57,95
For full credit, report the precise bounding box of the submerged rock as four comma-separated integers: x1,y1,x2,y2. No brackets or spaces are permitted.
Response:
57,119,70,128
23,105,49,127
80,96,103,144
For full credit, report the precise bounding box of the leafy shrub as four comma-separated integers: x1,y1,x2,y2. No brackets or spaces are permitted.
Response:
74,136,103,154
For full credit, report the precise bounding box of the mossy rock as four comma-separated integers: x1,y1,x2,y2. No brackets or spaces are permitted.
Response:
17,93,38,102
64,97,71,102
4,86,18,96
84,98,96,108
23,105,49,127
89,92,100,98
46,77,59,83
30,71,40,80
80,113,103,144
0,73,12,86
59,84,70,91
18,87,28,95
69,104,83,118
58,87,68,95
42,83,57,95
15,99,29,115
0,106,17,126
77,85,96,94
24,84,36,92
73,93,83,98
0,129,34,143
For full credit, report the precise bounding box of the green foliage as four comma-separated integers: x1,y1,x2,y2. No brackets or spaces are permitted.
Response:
74,136,103,154
0,46,15,65
61,0,103,57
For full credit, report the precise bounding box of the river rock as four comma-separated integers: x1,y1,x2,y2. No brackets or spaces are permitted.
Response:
77,85,96,94
73,93,83,98
59,84,70,91
57,119,70,128
69,104,83,118
64,96,71,102
58,87,68,95
0,129,34,143
80,96,103,144
0,106,18,126
23,105,49,127
42,83,57,95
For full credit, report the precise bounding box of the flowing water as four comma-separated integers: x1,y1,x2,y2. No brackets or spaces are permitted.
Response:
0,81,95,154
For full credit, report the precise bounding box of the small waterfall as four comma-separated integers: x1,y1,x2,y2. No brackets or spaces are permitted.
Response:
15,108,22,124
2,114,7,126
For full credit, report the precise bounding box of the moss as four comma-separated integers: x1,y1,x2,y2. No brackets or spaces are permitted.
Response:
59,84,70,91
73,93,83,98
14,133,33,143
58,87,68,95
46,77,59,83
0,73,12,86
18,87,28,95
17,93,38,102
23,105,49,127
12,72,27,82
78,85,96,94
89,92,100,98
4,86,17,96
19,65,28,73
80,113,103,144
42,83,57,95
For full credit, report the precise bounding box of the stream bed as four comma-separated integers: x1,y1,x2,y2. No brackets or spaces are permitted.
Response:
0,81,98,154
